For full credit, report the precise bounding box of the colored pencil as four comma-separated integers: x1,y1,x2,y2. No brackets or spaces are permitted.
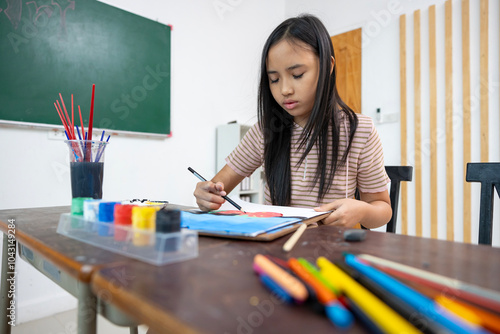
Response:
76,125,82,141
435,295,482,325
259,273,294,304
395,273,500,334
288,258,338,305
78,105,85,140
317,256,421,334
253,254,308,302
439,297,500,334
288,258,353,328
88,84,95,140
336,261,444,334
95,134,109,163
84,132,89,162
265,255,289,269
71,94,74,135
339,295,384,334
297,258,339,295
56,100,72,139
58,93,74,138
357,253,500,313
54,102,71,138
344,254,489,334
52,87,109,163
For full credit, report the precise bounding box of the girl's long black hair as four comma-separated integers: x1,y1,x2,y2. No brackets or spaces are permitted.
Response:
258,14,358,206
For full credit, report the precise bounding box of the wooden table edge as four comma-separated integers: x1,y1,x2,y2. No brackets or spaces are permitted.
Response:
0,218,114,283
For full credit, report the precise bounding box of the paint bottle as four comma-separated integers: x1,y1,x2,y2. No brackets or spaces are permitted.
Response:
132,206,156,246
83,199,103,233
71,197,92,228
98,201,118,236
71,197,92,216
114,204,134,241
83,199,101,222
155,208,181,252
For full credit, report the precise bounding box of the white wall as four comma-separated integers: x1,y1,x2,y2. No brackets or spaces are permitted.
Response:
1,0,499,325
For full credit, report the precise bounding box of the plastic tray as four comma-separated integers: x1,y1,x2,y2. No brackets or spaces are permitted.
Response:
57,213,198,266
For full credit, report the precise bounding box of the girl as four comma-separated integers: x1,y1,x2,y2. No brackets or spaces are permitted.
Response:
194,14,391,229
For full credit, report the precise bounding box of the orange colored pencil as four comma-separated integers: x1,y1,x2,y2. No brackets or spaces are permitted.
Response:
78,105,85,139
288,258,336,304
58,93,74,138
54,102,71,136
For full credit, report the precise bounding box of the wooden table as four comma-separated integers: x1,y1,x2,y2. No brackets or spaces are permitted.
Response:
92,225,500,334
0,206,140,334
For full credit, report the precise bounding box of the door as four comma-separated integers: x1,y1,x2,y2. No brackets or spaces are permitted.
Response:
331,28,362,113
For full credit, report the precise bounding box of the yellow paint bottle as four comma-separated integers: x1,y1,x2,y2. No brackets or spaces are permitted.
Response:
132,206,156,246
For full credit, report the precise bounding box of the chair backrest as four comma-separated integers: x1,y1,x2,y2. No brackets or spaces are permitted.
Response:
465,162,500,245
384,166,413,233
355,166,413,233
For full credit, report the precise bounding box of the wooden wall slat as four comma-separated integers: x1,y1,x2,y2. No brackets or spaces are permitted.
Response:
445,0,454,241
400,14,408,235
399,0,497,243
414,10,422,237
480,0,489,162
429,5,438,240
462,0,471,243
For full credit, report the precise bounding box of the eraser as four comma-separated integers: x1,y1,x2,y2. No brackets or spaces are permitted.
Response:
343,229,367,242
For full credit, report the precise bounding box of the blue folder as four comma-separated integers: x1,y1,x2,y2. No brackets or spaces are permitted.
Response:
180,211,302,237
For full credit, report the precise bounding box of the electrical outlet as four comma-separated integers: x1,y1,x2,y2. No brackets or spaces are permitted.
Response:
48,129,67,140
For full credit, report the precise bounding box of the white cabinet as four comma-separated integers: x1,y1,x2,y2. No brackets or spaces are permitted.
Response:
216,123,264,204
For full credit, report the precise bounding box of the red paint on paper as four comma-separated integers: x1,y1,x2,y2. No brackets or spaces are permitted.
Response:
214,210,283,218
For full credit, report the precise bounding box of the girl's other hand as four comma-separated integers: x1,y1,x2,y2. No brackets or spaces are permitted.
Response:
194,181,227,212
314,198,367,228
314,190,391,229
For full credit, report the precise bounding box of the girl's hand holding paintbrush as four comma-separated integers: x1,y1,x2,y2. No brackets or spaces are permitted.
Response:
190,165,245,212
194,181,228,212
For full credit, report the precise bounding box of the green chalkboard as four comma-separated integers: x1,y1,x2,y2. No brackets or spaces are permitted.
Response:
0,0,171,136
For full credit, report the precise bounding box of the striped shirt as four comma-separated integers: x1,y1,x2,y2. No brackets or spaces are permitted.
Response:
226,113,390,207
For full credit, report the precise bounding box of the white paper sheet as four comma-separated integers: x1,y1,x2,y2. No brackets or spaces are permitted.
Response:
220,197,328,219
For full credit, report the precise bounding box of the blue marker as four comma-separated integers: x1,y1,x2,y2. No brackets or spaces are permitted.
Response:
324,301,354,329
344,254,491,334
259,274,293,304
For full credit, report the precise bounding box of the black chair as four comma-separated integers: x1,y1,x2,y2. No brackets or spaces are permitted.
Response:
356,166,413,233
466,163,500,245
384,166,413,233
